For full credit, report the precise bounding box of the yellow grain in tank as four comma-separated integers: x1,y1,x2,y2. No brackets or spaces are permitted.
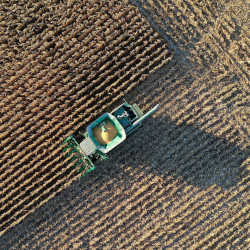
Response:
93,119,118,145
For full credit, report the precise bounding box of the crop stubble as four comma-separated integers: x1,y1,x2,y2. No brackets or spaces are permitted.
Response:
0,0,249,249
0,0,172,236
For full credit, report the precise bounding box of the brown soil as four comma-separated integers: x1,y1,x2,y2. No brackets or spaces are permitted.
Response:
0,0,249,249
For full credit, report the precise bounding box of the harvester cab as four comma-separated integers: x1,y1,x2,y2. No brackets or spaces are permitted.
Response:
63,100,159,176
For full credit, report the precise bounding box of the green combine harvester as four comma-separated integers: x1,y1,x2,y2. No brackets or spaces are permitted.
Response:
63,100,159,176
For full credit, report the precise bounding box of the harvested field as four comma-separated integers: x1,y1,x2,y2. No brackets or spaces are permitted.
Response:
0,0,171,237
0,0,249,249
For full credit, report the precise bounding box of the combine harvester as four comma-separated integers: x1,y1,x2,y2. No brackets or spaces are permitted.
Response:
63,100,159,176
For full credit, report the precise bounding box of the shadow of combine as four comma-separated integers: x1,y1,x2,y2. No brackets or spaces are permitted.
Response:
108,115,248,189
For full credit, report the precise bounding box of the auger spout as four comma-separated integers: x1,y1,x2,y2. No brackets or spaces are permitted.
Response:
132,104,159,127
